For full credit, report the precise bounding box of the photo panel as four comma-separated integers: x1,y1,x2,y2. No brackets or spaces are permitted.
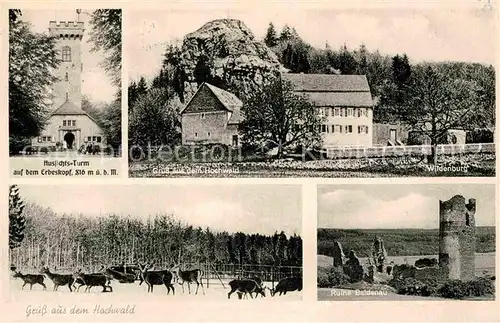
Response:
127,4,495,178
9,9,123,178
317,183,496,301
7,183,303,316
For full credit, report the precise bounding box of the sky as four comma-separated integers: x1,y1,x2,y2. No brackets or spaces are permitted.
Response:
127,5,496,81
318,184,496,229
18,9,117,104
17,184,302,236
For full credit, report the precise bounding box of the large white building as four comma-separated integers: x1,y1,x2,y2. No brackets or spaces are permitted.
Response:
283,74,374,148
32,20,105,151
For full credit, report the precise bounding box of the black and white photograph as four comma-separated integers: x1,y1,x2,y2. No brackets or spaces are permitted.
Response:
317,184,496,301
127,5,495,178
8,184,303,302
9,9,122,159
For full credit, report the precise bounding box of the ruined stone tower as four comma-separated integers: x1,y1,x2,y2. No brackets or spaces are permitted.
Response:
48,20,84,111
438,195,476,281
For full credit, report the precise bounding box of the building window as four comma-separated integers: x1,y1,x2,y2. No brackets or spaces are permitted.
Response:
349,125,353,133
72,120,76,126
207,132,211,137
334,108,340,116
62,46,71,62
96,136,102,143
66,93,69,101
87,136,92,142
318,108,326,117
358,108,362,117
321,125,327,133
38,137,42,143
365,125,369,134
201,113,205,119
325,108,330,117
345,125,353,133
364,108,369,117
195,132,198,137
347,108,353,116
92,136,97,141
63,120,66,126
65,72,68,82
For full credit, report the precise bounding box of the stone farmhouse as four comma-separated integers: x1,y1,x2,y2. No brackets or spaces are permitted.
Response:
180,83,242,147
32,20,105,151
181,73,375,149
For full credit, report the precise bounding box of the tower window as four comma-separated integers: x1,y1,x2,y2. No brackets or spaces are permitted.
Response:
62,46,71,62
65,72,68,82
466,214,470,226
66,93,69,101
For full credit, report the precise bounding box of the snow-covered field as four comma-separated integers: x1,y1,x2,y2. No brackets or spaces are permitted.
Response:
9,277,302,302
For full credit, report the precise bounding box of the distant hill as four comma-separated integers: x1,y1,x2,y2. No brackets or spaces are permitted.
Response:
317,227,495,258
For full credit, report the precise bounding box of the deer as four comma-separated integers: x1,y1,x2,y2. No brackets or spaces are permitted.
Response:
170,263,205,295
72,269,112,293
40,267,75,292
138,263,175,295
269,276,302,296
228,279,266,299
99,265,136,284
13,271,47,290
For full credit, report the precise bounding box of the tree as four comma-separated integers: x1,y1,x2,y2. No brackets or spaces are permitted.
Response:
336,44,357,74
392,54,412,85
100,99,122,156
162,44,187,102
9,11,60,154
193,54,212,86
9,185,26,249
388,65,481,164
264,22,278,47
129,87,181,147
240,77,323,158
88,9,122,88
279,25,294,41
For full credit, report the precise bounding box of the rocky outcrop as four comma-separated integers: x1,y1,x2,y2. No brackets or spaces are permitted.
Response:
179,19,286,99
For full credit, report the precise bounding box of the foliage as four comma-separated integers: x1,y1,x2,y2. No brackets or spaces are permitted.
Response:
240,77,323,157
11,203,302,269
465,277,495,297
100,99,122,155
317,228,495,257
380,64,482,164
129,87,182,148
88,9,122,88
317,266,350,288
438,279,468,299
389,277,438,297
264,23,278,47
9,185,26,249
9,10,60,154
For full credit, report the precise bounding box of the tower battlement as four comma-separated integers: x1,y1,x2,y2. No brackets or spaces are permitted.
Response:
49,21,85,39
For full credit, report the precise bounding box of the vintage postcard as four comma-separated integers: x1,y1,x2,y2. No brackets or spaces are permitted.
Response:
0,1,498,323
8,9,123,178
317,183,496,301
127,4,495,178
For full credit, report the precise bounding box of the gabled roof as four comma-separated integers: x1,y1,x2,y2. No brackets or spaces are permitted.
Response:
283,73,371,93
50,100,101,125
52,100,87,115
181,82,243,114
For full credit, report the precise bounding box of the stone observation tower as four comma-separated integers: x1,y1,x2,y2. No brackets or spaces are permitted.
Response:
48,19,84,111
438,195,476,281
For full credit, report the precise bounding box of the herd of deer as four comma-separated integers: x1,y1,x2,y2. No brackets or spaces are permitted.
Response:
11,263,302,300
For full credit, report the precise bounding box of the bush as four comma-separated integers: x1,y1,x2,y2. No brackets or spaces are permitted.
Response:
438,279,467,299
465,277,494,297
389,278,438,297
317,271,330,288
317,267,351,288
327,269,350,287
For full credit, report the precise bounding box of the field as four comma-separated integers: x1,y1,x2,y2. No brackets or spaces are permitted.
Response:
317,227,496,257
9,277,302,302
317,252,496,301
